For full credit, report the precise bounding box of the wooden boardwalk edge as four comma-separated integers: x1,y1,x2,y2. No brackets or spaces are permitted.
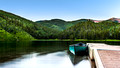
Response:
94,49,104,68
87,43,120,68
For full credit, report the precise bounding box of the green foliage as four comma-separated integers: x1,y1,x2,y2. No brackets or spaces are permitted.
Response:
0,28,15,41
0,10,60,41
0,10,120,41
36,19,79,31
60,20,120,40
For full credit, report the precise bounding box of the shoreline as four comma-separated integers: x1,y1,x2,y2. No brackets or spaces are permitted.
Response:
34,39,120,41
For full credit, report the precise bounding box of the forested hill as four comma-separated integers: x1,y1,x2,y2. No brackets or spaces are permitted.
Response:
36,19,91,31
0,10,60,41
60,20,120,39
36,19,75,31
36,18,120,31
0,10,120,41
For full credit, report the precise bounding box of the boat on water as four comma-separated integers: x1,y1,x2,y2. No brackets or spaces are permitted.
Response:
69,42,88,55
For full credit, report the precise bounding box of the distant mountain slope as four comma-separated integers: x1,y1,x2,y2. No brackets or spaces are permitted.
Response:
93,18,120,23
109,18,120,23
93,20,102,23
36,19,73,31
0,10,60,41
60,20,120,39
36,19,91,31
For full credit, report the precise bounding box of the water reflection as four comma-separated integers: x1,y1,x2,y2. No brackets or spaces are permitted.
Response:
0,51,90,68
68,51,88,65
0,41,120,68
0,41,68,63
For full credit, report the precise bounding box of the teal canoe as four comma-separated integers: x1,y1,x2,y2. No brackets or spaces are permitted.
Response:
69,43,88,55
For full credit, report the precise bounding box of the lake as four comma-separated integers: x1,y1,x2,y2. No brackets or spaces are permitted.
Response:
0,41,120,68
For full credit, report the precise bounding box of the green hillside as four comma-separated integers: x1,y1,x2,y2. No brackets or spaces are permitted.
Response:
36,19,74,31
60,20,120,40
0,10,120,41
36,19,90,31
0,10,60,41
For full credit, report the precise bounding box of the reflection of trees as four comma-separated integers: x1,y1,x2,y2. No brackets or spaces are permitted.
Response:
0,41,68,63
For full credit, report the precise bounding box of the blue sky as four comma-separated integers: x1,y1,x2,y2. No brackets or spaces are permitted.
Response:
0,0,120,21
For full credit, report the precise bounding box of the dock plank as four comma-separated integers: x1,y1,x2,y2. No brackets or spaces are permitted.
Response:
98,50,120,68
87,43,120,68
87,43,120,60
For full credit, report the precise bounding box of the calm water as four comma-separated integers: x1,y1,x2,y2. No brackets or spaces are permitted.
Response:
0,41,120,68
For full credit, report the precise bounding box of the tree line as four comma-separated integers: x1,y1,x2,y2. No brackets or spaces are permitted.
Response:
0,10,120,41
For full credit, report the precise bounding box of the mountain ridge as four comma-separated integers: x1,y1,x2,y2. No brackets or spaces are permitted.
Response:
0,10,120,41
37,17,120,24
36,18,120,31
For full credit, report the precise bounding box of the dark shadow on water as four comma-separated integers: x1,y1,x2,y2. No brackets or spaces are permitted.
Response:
67,51,88,65
0,41,69,63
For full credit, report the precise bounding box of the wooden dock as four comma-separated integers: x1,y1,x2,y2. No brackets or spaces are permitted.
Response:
87,43,120,68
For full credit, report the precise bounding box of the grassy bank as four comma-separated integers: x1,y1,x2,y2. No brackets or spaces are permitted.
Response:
34,39,120,41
